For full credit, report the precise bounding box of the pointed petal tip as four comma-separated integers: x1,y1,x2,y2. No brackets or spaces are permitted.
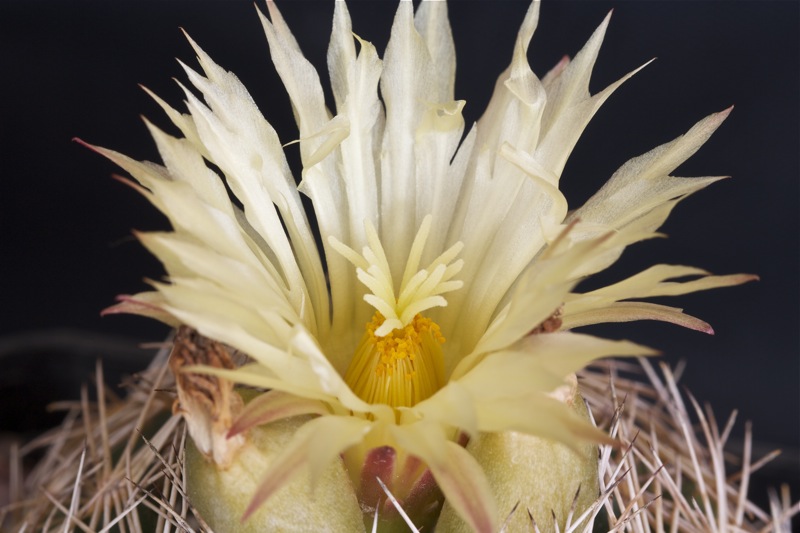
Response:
175,57,191,71
73,137,97,152
110,172,130,183
178,27,202,53
178,27,197,47
264,0,284,23
598,8,613,28
100,294,146,316
691,319,715,334
99,301,123,317
636,345,662,357
709,105,734,125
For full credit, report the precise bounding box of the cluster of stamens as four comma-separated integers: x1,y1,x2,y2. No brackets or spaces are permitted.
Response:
330,216,462,408
345,312,445,407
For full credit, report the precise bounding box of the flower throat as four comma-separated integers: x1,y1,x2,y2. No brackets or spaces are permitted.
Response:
345,312,445,407
329,216,464,408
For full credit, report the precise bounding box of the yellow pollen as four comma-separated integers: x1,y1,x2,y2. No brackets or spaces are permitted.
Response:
344,312,445,408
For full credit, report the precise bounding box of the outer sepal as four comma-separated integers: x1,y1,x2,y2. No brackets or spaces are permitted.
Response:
436,380,600,533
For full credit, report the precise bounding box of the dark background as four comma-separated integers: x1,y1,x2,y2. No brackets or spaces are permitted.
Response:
1,0,798,509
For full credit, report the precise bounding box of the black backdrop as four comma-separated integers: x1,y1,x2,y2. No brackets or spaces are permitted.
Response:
1,0,798,504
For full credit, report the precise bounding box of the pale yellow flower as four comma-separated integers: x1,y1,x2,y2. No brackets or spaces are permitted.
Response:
86,0,754,530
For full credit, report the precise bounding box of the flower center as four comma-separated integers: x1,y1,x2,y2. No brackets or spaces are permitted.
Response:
345,312,445,407
329,215,463,407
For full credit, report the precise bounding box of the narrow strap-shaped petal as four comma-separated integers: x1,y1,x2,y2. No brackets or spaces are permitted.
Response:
414,99,467,265
143,119,233,216
453,227,617,378
190,363,338,405
259,2,330,147
138,232,296,321
561,301,717,334
177,57,328,335
414,0,456,103
326,12,382,241
570,109,732,229
260,6,350,310
322,2,384,346
85,142,276,286
101,291,179,326
537,11,612,160
535,59,650,179
472,394,615,450
327,0,356,112
229,390,329,438
565,264,758,315
440,151,562,359
78,141,169,210
540,11,611,130
380,0,437,275
475,0,542,156
153,280,301,361
140,85,206,158
458,332,656,400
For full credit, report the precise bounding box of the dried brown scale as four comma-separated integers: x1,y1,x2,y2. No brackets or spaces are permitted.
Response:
169,326,245,468
170,326,236,417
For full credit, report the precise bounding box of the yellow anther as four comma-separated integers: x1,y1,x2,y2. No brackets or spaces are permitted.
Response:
344,312,445,408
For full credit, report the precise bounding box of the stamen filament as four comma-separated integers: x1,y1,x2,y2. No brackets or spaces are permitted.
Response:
344,312,445,407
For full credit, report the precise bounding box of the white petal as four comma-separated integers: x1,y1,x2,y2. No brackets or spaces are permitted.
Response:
259,2,330,145
475,0,543,157
453,226,616,377
379,0,437,275
537,11,611,173
570,109,732,229
471,394,612,449
458,332,656,400
179,35,330,335
141,84,206,158
229,390,330,437
561,301,716,334
144,119,232,215
415,0,456,102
